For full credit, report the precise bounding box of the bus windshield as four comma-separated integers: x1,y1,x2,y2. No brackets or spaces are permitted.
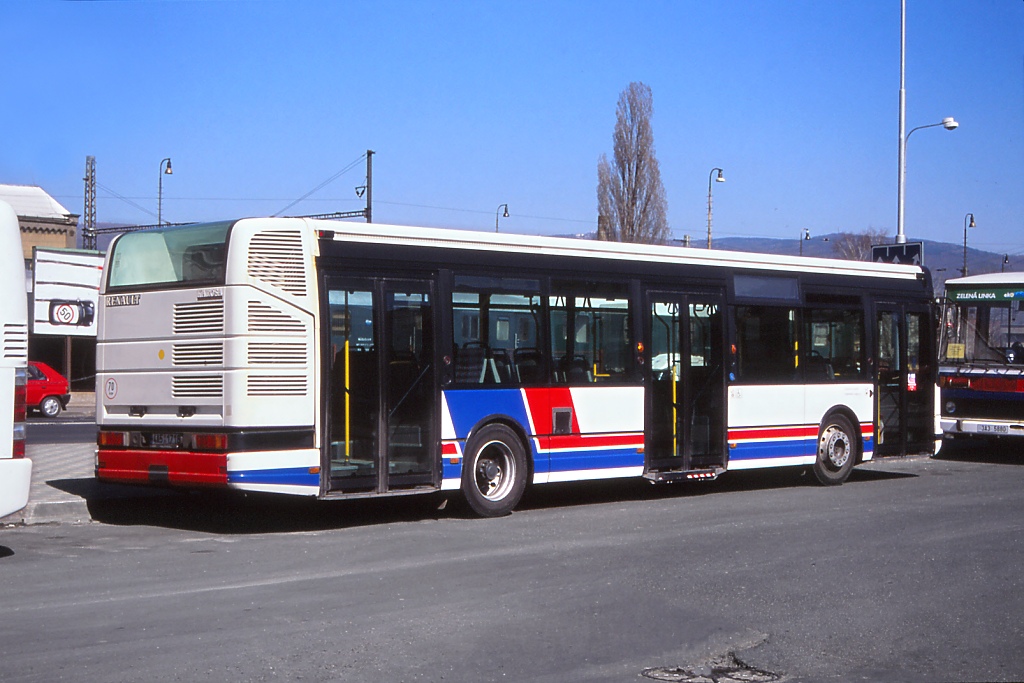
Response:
942,297,1024,366
106,221,232,290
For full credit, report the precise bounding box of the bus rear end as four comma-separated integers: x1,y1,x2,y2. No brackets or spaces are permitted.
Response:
0,200,30,519
940,274,1024,442
95,219,324,495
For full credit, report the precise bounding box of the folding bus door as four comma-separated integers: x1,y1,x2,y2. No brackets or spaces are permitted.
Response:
325,277,438,494
875,303,935,456
647,290,727,474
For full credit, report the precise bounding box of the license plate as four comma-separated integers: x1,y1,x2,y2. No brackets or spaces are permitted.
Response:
978,424,1009,434
149,432,184,447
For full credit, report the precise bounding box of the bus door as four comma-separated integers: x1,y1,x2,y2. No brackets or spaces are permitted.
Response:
875,303,934,456
647,290,726,474
325,278,437,493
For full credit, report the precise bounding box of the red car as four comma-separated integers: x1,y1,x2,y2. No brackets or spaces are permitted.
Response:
27,361,71,418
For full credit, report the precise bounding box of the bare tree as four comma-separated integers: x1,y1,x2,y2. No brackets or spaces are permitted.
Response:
597,82,670,244
830,228,891,261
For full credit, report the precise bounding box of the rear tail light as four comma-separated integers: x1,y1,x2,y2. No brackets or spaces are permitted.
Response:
193,433,228,451
12,367,26,458
98,431,128,447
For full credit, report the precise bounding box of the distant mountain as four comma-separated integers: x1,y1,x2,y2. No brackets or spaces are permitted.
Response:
711,234,1015,295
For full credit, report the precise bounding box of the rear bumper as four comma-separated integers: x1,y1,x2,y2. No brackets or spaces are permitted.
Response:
941,417,1024,438
96,449,228,486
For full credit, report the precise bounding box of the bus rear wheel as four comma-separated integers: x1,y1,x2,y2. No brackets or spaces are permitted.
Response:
462,424,528,517
812,414,857,485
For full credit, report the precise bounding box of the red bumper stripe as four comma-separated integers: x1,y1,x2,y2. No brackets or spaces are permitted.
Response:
97,449,228,486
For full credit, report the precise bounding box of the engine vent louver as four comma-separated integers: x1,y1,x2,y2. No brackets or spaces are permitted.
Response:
247,375,307,396
172,374,223,398
247,300,306,333
173,301,224,335
248,230,307,297
3,323,28,359
248,342,306,365
172,342,224,366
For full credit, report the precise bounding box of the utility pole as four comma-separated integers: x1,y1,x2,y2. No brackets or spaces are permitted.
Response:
365,149,373,223
83,156,97,250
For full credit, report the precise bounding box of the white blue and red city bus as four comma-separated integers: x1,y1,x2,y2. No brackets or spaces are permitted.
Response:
95,218,939,516
940,273,1024,443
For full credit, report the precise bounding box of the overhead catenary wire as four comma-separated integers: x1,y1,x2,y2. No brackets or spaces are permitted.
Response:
272,153,367,217
96,182,160,221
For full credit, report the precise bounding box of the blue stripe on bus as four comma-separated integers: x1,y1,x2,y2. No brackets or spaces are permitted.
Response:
944,389,1024,401
229,467,320,487
729,438,816,461
444,389,548,474
442,459,462,482
548,447,644,474
444,389,532,438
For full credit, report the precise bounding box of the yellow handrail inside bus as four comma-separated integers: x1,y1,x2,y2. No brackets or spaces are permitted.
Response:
672,361,679,457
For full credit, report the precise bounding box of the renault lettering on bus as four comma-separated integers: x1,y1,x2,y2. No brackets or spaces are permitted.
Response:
96,218,939,516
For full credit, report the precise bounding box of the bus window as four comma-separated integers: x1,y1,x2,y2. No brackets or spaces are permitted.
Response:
735,306,797,383
549,281,632,384
802,309,865,382
451,276,541,386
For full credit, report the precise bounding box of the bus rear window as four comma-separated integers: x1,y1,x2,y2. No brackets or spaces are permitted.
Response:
107,222,232,290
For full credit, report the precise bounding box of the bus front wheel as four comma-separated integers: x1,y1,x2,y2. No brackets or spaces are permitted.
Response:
462,424,528,517
812,414,857,486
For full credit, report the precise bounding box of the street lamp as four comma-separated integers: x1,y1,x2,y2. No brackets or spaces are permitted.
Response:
1003,255,1010,273
495,203,509,233
706,168,725,249
962,213,976,277
158,157,173,225
799,229,810,256
896,117,957,244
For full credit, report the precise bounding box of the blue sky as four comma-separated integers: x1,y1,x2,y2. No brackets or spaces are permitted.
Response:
3,0,1022,255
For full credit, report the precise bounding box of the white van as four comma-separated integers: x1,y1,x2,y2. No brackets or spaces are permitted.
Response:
0,200,31,518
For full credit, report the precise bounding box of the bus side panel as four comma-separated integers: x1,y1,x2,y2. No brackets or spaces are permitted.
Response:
727,384,815,469
805,383,875,460
441,386,644,488
727,383,874,469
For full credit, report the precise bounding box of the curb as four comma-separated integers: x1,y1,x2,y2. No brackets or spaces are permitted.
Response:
20,498,93,525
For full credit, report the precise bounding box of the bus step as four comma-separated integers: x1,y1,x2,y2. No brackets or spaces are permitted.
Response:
644,468,722,483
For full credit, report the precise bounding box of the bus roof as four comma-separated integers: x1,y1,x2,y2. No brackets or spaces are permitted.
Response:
301,218,925,282
944,272,1024,287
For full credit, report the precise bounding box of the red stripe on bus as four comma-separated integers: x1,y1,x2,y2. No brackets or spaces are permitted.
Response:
729,423,873,442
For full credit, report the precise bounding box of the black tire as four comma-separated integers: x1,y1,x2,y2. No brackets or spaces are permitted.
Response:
39,395,62,418
462,423,528,517
811,413,857,485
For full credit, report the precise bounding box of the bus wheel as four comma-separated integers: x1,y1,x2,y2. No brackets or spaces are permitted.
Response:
462,424,527,517
812,414,857,486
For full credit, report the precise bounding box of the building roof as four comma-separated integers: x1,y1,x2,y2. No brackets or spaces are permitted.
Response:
0,184,75,220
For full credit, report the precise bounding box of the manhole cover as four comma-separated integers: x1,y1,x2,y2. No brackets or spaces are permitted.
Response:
643,653,780,683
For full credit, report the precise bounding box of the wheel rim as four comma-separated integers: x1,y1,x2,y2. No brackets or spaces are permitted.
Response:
474,440,516,501
42,398,59,417
820,425,850,470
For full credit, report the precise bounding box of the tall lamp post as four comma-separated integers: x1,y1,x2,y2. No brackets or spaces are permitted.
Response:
495,203,509,233
896,117,957,244
706,168,725,249
158,157,173,225
961,213,976,277
799,228,810,256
